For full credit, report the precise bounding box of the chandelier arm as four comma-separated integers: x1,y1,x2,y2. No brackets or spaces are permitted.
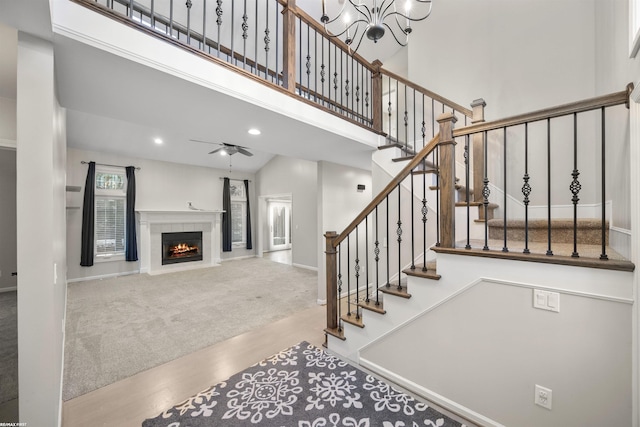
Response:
349,0,373,23
385,0,433,23
326,18,369,40
379,0,398,21
386,7,433,23
322,0,351,26
350,24,370,53
383,21,409,46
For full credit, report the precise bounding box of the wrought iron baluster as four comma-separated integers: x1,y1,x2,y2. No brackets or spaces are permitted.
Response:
465,134,471,249
435,143,440,246
397,184,402,291
422,93,428,269
241,0,248,69
431,98,435,138
333,46,338,110
522,123,531,254
600,107,608,260
314,30,318,102
230,0,235,63
341,50,345,112
396,79,399,144
502,127,508,252
201,0,206,50
253,0,257,74
482,131,490,250
170,0,175,38
275,3,279,84
337,243,342,331
305,26,311,97
215,0,222,58
365,68,369,123
347,234,352,316
345,59,350,116
571,113,581,258
264,1,270,80
351,56,355,119
413,88,416,150
320,36,326,106
374,206,380,305
404,84,408,151
410,164,415,270
546,118,553,256
365,216,369,303
386,196,390,287
355,63,360,122
387,75,392,142
355,226,360,320
150,0,155,29
185,0,192,45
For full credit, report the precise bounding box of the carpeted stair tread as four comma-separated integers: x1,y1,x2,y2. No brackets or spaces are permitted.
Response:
456,201,499,208
358,299,386,314
378,142,403,150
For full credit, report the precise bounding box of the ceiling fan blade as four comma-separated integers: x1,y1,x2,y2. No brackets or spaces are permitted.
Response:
208,148,223,154
236,147,254,157
189,138,219,145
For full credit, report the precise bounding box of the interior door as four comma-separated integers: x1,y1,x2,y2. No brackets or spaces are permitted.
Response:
268,201,291,251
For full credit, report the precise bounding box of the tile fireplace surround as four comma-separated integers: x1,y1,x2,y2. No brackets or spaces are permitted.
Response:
137,210,224,275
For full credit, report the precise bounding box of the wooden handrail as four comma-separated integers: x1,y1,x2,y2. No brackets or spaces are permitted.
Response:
333,133,440,247
453,84,634,137
380,68,473,118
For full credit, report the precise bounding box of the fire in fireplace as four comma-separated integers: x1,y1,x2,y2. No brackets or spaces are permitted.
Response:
162,231,203,265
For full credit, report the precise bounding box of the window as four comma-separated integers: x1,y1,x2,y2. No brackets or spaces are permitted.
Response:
229,181,246,245
95,168,127,259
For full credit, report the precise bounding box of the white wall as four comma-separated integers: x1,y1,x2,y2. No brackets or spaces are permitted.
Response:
316,161,372,302
66,148,256,281
256,155,318,270
16,33,67,427
409,0,597,120
361,279,632,427
0,149,16,290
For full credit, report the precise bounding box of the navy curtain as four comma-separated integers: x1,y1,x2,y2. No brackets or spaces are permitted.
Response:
80,161,95,266
244,179,252,250
125,166,138,261
222,178,232,252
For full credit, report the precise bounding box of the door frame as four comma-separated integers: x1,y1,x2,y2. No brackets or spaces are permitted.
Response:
257,193,292,259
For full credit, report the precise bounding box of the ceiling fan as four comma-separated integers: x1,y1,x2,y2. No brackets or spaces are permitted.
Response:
189,140,254,157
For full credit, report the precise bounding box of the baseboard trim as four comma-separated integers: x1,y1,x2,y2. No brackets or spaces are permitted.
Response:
316,299,327,305
359,357,505,427
0,286,17,293
67,270,140,283
292,263,318,272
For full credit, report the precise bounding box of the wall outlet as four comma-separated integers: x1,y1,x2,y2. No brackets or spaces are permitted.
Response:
533,289,560,313
535,384,552,410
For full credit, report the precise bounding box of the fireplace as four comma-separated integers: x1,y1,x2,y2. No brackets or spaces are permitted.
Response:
162,231,203,265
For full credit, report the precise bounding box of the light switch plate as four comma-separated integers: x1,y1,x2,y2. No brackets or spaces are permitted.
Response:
533,289,560,313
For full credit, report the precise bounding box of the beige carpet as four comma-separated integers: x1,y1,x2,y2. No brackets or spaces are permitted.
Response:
63,257,318,401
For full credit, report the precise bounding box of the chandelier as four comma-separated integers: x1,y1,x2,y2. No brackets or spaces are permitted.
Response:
320,0,433,53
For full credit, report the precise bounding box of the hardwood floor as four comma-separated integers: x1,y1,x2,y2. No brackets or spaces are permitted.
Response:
62,305,325,427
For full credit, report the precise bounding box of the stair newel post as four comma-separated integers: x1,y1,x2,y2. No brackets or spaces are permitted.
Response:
324,231,338,332
437,113,458,248
282,0,297,93
471,99,487,206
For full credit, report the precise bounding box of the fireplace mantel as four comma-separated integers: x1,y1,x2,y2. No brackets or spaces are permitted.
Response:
137,210,224,275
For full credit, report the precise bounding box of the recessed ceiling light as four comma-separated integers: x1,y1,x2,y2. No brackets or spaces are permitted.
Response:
154,138,163,145
248,128,261,135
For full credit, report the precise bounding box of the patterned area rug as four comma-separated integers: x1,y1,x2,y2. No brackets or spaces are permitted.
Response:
143,342,465,427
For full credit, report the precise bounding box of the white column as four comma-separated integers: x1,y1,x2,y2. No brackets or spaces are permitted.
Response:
16,33,66,426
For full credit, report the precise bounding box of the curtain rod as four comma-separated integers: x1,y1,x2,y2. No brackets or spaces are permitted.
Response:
81,161,141,170
219,177,252,182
